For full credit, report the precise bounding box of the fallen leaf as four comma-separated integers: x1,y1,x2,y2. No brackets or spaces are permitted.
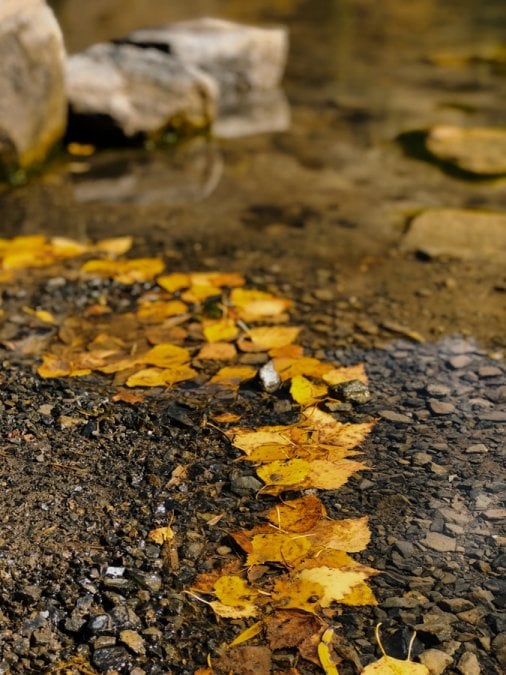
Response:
318,627,341,675
23,307,55,324
202,318,240,342
198,342,237,361
273,356,334,381
323,364,368,386
228,621,263,648
93,236,132,256
256,457,366,495
339,581,377,606
157,272,191,293
126,365,197,387
306,516,372,553
362,656,429,674
210,365,256,387
141,343,190,367
246,532,312,566
264,610,322,650
295,566,369,607
290,374,328,406
38,354,72,378
214,575,259,608
213,412,242,423
238,326,301,352
210,646,271,675
137,300,188,324
230,288,292,321
148,525,175,545
256,459,312,492
81,258,165,283
265,495,327,533
111,390,146,404
209,600,258,619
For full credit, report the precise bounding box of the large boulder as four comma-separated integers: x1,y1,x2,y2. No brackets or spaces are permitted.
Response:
0,0,66,173
125,18,289,104
66,42,217,143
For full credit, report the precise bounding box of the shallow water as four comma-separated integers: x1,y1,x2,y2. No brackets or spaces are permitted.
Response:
2,0,506,348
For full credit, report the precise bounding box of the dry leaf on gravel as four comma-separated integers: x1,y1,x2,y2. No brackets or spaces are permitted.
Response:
237,326,301,352
245,532,312,566
266,495,326,533
203,318,240,342
290,374,328,406
362,656,429,674
210,365,256,387
230,288,292,321
198,342,237,361
228,620,263,648
318,627,341,675
126,365,197,388
81,258,165,283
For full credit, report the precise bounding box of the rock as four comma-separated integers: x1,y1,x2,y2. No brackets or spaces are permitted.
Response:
478,366,502,378
419,648,453,674
259,360,281,393
92,646,132,672
329,379,372,404
401,209,506,263
379,410,412,423
456,651,480,675
492,632,506,668
465,444,488,454
426,125,506,175
439,598,474,613
448,355,473,370
119,629,145,655
214,89,290,138
423,532,457,552
230,473,263,496
0,0,66,172
66,42,217,142
126,18,288,103
426,384,451,398
429,400,455,415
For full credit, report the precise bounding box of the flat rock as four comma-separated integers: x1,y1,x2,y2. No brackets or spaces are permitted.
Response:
426,125,506,175
423,532,457,552
126,18,288,102
66,42,217,141
465,443,488,454
401,209,506,263
0,0,66,171
379,410,412,423
429,400,455,415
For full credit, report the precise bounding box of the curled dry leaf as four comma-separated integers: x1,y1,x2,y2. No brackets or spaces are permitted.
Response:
237,326,301,352
230,288,292,321
209,365,256,388
81,258,165,284
318,627,340,675
290,374,328,406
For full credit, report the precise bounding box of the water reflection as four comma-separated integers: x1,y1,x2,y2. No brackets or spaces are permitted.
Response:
70,138,223,205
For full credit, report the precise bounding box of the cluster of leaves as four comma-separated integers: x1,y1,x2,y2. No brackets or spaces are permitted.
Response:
0,235,428,673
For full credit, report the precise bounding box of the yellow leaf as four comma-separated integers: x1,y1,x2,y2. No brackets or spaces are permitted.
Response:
238,326,301,352
210,366,256,387
50,237,90,258
23,307,55,324
191,272,245,288
213,412,242,424
213,576,259,611
290,375,327,406
265,495,327,533
323,364,368,386
182,283,221,303
202,318,239,343
230,428,293,455
137,300,187,324
256,459,311,492
318,627,340,675
126,365,197,387
94,236,133,256
340,582,377,606
148,525,175,545
273,356,334,381
198,342,237,361
297,566,369,607
246,533,312,566
157,273,191,293
307,516,372,553
38,353,71,378
362,656,429,674
307,458,367,490
81,258,165,283
230,288,292,321
228,621,263,648
271,576,324,614
209,600,258,619
141,343,190,367
67,142,96,156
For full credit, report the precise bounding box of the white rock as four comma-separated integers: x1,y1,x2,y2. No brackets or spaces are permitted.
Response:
126,18,289,103
0,0,66,170
66,42,217,140
419,649,453,674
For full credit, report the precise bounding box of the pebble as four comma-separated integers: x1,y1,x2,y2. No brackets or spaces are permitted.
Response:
479,410,506,422
478,366,502,378
426,384,451,398
429,399,455,415
419,648,453,675
483,508,506,521
448,355,473,369
457,608,486,625
379,410,412,423
230,474,263,495
92,646,132,672
412,452,432,465
423,532,457,552
492,632,506,667
119,629,145,655
465,443,488,454
439,598,474,613
456,651,480,675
